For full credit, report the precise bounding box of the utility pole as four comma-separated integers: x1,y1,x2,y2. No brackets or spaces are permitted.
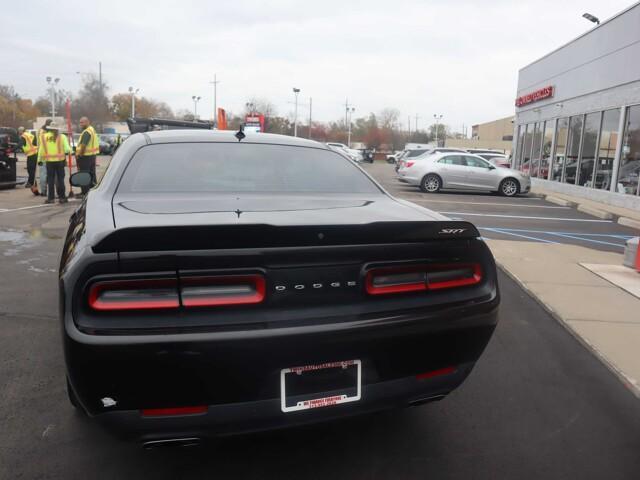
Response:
415,114,420,134
210,74,220,126
99,61,103,94
308,97,312,139
346,105,355,148
293,88,301,137
407,116,411,139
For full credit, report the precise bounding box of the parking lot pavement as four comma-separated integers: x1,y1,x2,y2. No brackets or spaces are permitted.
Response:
365,162,637,253
0,161,639,479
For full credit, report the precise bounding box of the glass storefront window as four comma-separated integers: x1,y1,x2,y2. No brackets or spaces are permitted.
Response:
540,121,554,179
552,118,568,181
530,123,543,177
563,115,583,184
514,125,524,170
577,112,601,187
521,124,533,174
619,105,640,196
593,109,620,191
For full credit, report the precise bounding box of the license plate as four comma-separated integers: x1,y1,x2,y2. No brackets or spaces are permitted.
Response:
280,360,362,413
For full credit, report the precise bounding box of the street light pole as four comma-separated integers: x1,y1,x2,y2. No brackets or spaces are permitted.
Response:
433,114,443,146
128,87,139,118
308,97,312,139
46,76,60,118
293,88,300,137
192,95,201,119
347,107,355,148
210,74,220,126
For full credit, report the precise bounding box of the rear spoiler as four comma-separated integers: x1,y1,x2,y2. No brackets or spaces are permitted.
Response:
92,221,480,253
127,117,214,134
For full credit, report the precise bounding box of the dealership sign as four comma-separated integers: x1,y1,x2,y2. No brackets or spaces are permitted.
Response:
515,86,554,107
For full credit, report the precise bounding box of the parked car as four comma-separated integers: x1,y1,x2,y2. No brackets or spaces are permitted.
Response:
386,150,404,164
61,130,499,444
0,127,19,189
396,148,467,172
326,142,363,162
397,151,531,197
465,148,505,156
486,156,511,169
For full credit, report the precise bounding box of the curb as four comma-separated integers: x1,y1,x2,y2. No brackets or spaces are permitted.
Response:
534,190,640,225
495,262,640,400
576,204,614,220
618,216,640,230
545,195,577,207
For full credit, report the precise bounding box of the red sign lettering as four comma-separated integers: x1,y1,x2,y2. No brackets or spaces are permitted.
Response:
515,86,554,107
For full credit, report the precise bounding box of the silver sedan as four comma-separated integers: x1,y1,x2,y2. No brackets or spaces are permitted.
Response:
397,152,531,197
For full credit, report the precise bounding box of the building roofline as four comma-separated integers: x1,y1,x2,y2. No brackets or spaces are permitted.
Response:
519,1,640,73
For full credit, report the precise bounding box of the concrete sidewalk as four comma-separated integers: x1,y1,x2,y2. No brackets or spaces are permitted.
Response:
531,185,640,230
486,239,640,398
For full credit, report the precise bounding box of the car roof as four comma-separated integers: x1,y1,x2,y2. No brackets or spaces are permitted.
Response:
142,129,330,149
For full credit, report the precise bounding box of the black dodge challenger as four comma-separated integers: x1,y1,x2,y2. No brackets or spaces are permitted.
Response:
61,130,499,446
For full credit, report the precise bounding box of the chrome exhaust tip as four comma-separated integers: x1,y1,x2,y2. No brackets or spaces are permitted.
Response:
143,437,201,450
408,394,446,406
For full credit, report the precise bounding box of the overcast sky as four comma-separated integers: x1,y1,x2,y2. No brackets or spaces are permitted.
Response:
2,0,634,131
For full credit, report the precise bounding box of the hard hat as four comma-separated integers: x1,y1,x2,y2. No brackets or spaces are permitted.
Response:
47,122,63,131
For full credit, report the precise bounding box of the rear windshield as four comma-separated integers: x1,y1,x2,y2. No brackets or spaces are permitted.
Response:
117,143,381,194
406,149,428,157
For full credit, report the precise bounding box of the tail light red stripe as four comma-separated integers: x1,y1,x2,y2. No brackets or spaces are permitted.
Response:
141,405,208,417
87,274,266,311
366,263,482,296
180,275,265,307
88,278,180,311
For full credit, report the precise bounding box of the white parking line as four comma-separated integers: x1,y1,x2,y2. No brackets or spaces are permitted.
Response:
438,211,612,223
415,200,569,209
0,202,76,213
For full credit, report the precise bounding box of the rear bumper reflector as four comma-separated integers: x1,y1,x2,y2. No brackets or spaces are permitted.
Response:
141,406,208,417
416,366,456,380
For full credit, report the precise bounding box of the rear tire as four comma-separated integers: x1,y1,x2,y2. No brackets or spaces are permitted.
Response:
420,174,441,193
499,178,519,197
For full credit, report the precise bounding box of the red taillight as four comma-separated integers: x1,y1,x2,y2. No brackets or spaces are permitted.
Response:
365,263,481,295
406,161,415,168
180,275,265,307
87,274,265,311
88,278,180,311
141,405,208,417
416,366,456,380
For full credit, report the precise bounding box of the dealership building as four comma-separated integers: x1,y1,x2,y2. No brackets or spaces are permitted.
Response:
512,1,640,209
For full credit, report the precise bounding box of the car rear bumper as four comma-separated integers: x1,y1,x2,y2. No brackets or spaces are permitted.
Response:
397,172,420,184
95,361,476,443
64,298,498,440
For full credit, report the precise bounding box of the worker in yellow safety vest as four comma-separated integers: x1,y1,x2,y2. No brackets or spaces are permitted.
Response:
35,119,52,196
76,116,100,195
17,127,38,188
37,121,70,204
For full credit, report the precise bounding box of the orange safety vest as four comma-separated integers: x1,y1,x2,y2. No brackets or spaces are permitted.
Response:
41,132,67,162
21,132,38,156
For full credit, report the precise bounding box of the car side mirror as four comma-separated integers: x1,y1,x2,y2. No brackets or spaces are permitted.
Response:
488,165,496,170
70,171,92,187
